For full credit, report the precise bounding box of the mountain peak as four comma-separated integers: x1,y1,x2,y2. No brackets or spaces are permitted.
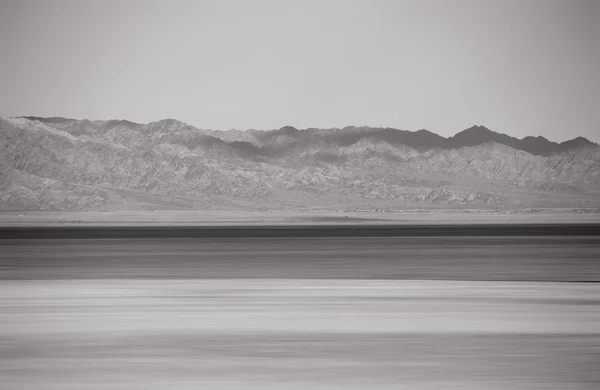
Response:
449,125,505,148
523,135,549,141
145,119,197,134
451,125,499,141
278,125,299,134
560,136,597,149
570,136,594,144
416,129,437,136
104,119,139,126
462,125,493,133
149,118,189,127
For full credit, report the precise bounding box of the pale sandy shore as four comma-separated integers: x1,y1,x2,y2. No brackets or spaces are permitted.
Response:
1,279,599,389
2,279,599,335
1,209,599,226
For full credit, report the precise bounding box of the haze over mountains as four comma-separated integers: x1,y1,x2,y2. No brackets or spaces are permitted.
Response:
1,116,598,211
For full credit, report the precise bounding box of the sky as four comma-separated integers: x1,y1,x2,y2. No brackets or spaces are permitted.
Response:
1,0,598,142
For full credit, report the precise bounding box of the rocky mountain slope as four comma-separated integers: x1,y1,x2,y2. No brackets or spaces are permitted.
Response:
1,116,598,211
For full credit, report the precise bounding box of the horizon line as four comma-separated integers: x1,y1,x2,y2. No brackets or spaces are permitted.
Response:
4,115,598,145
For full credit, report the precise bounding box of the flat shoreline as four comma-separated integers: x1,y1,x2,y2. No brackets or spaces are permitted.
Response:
2,223,600,239
1,209,600,227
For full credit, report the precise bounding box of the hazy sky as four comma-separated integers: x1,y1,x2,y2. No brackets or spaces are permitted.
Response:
1,0,598,141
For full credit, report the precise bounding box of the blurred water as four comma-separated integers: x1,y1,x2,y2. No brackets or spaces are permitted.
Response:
1,236,599,281
1,280,599,389
1,234,599,389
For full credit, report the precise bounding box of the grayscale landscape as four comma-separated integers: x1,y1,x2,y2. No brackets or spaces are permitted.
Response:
1,0,599,389
1,116,599,212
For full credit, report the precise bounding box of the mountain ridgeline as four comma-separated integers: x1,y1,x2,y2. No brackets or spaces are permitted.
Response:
1,116,599,211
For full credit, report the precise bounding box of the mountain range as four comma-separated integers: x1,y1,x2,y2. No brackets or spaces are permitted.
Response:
1,116,599,211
